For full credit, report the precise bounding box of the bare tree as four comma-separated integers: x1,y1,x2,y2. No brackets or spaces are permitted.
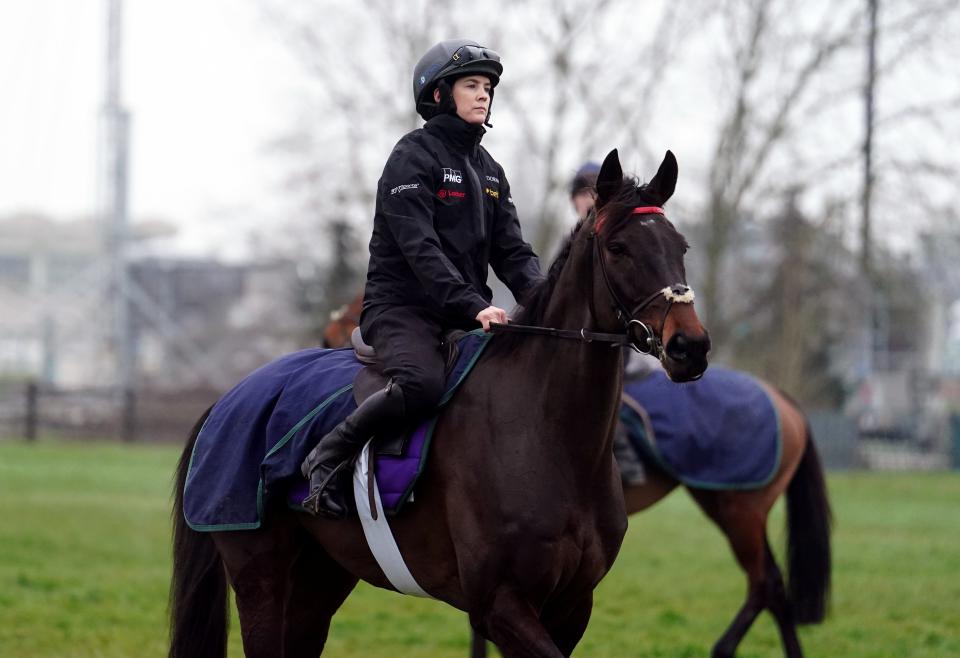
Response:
496,0,709,253
730,190,859,405
257,0,958,384
259,0,706,260
698,0,959,354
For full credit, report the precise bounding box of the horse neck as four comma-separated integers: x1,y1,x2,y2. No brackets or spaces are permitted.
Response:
541,236,599,332
511,235,623,469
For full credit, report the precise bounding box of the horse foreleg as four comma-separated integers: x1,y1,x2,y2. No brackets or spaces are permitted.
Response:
474,588,565,658
541,591,594,657
469,626,489,658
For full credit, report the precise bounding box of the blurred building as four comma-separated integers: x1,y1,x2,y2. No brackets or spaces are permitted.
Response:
0,213,307,390
918,228,960,375
0,213,105,385
131,257,305,389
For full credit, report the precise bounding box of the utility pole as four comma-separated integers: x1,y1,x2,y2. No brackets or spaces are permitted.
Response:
861,0,881,375
97,0,232,403
102,0,136,440
862,0,878,279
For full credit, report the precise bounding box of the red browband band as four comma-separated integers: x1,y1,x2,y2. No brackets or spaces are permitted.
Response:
632,206,665,215
596,206,664,232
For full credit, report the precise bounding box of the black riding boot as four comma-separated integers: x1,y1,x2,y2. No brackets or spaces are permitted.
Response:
300,382,406,518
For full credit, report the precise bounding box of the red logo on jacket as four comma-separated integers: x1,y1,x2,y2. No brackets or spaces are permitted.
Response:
438,189,465,199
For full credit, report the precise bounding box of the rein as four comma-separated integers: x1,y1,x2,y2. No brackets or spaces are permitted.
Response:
488,322,633,346
490,205,694,358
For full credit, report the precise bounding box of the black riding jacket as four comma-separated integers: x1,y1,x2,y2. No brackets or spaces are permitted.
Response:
362,113,542,327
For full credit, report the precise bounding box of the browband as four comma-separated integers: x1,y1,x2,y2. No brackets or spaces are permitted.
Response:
595,206,665,233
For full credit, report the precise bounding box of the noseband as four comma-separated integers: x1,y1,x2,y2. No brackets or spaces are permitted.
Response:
490,206,695,360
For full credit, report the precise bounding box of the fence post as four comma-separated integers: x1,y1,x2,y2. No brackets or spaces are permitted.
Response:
950,413,960,470
121,388,136,442
25,381,38,442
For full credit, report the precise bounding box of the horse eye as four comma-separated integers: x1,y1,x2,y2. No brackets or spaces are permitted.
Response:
607,242,627,256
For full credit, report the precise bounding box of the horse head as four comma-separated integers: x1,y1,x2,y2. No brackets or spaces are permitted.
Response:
589,148,710,382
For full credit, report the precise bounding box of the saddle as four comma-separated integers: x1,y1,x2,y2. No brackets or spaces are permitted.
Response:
350,326,466,456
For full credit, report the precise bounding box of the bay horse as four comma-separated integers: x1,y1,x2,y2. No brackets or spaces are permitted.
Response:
325,293,830,653
617,384,831,658
169,149,710,657
322,294,363,348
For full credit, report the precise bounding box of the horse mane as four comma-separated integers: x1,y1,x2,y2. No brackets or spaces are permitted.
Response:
489,176,646,354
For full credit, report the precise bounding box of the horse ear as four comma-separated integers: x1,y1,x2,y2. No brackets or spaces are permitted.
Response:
647,150,678,205
596,149,623,208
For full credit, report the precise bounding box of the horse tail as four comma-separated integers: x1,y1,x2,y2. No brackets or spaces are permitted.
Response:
785,419,832,625
169,407,228,658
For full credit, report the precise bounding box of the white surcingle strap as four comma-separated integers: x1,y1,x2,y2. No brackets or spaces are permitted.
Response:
353,441,432,598
662,286,695,304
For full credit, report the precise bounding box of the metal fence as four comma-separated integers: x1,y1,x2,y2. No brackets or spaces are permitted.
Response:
0,382,220,443
806,409,957,471
1,382,957,471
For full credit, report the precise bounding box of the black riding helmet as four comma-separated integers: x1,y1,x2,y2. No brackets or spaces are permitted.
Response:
413,39,502,123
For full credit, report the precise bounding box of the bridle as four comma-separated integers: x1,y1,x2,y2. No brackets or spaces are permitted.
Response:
490,206,695,360
590,206,694,357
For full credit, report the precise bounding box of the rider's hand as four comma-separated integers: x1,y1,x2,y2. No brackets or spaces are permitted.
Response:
475,305,508,332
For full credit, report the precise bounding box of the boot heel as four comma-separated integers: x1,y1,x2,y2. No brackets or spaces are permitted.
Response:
301,460,351,518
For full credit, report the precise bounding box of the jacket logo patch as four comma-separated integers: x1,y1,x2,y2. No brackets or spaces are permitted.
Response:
390,183,419,195
442,168,463,184
485,175,500,184
484,187,500,199
438,189,466,199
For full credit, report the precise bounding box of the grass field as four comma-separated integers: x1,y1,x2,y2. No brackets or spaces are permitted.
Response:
1,440,958,657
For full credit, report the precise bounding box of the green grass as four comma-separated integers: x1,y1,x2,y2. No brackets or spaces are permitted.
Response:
0,441,958,657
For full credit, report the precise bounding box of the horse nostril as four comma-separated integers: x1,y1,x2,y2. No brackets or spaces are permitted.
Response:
667,333,711,362
666,334,689,361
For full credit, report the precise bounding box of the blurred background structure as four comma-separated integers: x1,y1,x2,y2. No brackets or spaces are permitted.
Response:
1,0,960,468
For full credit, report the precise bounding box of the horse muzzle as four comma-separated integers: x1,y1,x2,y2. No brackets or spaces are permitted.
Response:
662,330,711,382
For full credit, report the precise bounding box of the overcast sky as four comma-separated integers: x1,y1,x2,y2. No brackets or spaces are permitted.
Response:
0,0,306,257
3,1,958,262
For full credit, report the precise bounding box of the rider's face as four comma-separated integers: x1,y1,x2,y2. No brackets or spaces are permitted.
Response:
572,189,597,221
443,75,492,125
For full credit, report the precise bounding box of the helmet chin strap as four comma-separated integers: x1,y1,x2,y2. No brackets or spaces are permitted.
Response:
484,87,494,128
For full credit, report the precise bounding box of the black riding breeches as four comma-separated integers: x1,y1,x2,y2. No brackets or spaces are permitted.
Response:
361,306,447,419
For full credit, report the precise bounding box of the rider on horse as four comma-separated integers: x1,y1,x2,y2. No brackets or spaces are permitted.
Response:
301,39,543,518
